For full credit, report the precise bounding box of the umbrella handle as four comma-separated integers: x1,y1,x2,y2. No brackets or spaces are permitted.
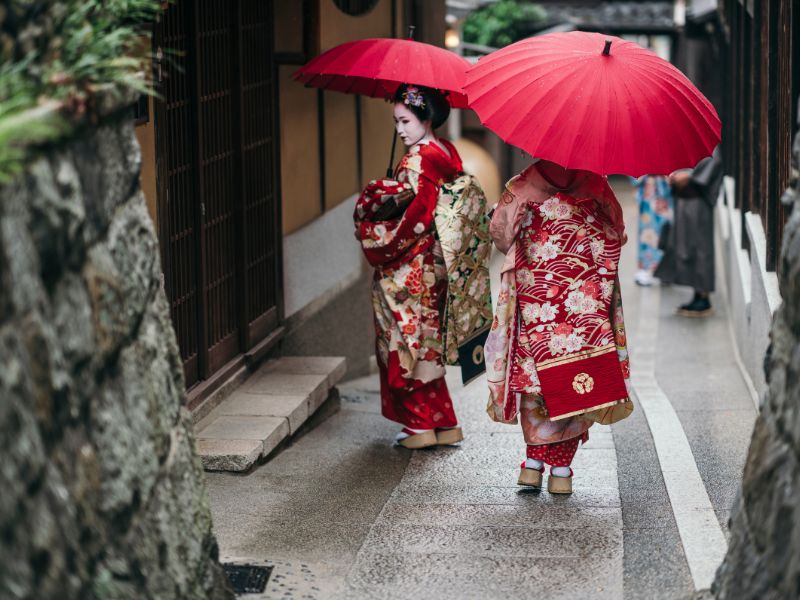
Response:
386,130,398,178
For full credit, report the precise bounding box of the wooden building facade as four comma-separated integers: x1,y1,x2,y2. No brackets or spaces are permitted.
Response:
718,0,799,270
134,0,445,403
151,0,282,392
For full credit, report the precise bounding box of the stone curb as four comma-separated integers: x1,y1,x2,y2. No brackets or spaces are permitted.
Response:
196,356,346,472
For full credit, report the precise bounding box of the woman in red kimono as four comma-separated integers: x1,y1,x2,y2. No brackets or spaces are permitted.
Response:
485,160,633,493
354,84,465,449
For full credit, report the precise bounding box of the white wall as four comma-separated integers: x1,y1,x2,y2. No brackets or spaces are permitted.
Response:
716,176,781,408
282,194,366,320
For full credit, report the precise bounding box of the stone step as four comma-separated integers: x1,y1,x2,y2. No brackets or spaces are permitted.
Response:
195,356,346,472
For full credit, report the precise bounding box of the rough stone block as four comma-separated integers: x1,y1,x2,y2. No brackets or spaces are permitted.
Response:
1,209,45,315
84,198,159,360
51,272,95,366
26,158,86,278
71,123,141,242
0,118,232,598
197,439,263,472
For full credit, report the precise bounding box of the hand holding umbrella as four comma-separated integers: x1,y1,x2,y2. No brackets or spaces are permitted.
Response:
294,28,471,176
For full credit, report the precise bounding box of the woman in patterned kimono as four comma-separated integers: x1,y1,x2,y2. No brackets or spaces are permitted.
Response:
353,84,466,450
632,176,673,286
485,160,632,494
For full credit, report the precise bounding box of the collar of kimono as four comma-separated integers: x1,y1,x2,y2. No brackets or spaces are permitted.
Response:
516,163,592,199
401,139,462,182
509,164,626,242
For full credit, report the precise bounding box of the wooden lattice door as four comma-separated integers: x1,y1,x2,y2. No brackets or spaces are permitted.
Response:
154,0,280,388
239,0,280,343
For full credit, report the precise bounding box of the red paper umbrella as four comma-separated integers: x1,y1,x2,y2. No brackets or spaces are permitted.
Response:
294,36,470,108
465,31,721,176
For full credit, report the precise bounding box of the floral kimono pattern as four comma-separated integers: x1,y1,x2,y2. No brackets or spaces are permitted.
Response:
485,165,632,444
354,139,465,430
510,194,629,419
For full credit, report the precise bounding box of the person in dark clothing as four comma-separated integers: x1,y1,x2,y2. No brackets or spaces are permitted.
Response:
655,147,723,317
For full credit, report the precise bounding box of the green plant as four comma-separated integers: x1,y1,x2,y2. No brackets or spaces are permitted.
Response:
463,0,548,49
0,0,163,183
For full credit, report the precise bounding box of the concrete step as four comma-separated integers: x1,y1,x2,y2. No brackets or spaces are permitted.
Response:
195,356,346,472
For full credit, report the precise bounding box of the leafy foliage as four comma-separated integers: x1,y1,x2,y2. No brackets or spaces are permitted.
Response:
0,0,162,183
463,0,548,49
0,99,65,185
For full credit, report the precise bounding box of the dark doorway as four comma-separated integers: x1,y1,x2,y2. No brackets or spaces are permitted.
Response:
153,0,281,389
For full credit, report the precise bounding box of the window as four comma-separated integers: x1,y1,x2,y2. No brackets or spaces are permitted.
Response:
333,0,379,17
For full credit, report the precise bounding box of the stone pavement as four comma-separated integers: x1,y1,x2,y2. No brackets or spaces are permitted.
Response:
204,180,758,599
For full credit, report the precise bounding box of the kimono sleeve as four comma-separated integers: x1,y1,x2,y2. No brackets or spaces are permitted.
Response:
690,147,723,207
598,178,627,245
489,187,526,254
354,164,440,267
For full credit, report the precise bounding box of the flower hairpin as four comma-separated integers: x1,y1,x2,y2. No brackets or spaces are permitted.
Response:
402,86,426,108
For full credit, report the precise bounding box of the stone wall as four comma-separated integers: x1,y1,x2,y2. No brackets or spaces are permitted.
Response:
0,118,233,599
713,107,800,597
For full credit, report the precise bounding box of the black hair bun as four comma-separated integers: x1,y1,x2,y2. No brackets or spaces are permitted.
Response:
393,84,451,130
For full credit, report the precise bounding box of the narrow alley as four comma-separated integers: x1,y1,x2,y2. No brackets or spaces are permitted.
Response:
204,181,757,599
4,2,799,599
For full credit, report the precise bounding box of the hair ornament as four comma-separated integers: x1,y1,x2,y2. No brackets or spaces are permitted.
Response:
402,86,426,108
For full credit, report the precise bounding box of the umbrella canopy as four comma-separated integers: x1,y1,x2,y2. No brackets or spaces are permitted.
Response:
464,31,721,176
294,37,471,108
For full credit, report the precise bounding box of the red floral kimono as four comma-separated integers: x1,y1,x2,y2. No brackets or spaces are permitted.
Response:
485,163,633,449
354,140,464,430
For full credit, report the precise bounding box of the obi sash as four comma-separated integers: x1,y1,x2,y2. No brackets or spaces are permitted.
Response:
434,174,493,384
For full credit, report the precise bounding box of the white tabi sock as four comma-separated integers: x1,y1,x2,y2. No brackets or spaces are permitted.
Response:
551,466,572,477
395,428,431,442
524,458,544,471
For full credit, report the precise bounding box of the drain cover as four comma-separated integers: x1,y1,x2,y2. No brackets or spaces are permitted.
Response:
222,563,273,595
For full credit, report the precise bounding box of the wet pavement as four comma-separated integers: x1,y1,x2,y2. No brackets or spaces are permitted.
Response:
204,180,758,599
